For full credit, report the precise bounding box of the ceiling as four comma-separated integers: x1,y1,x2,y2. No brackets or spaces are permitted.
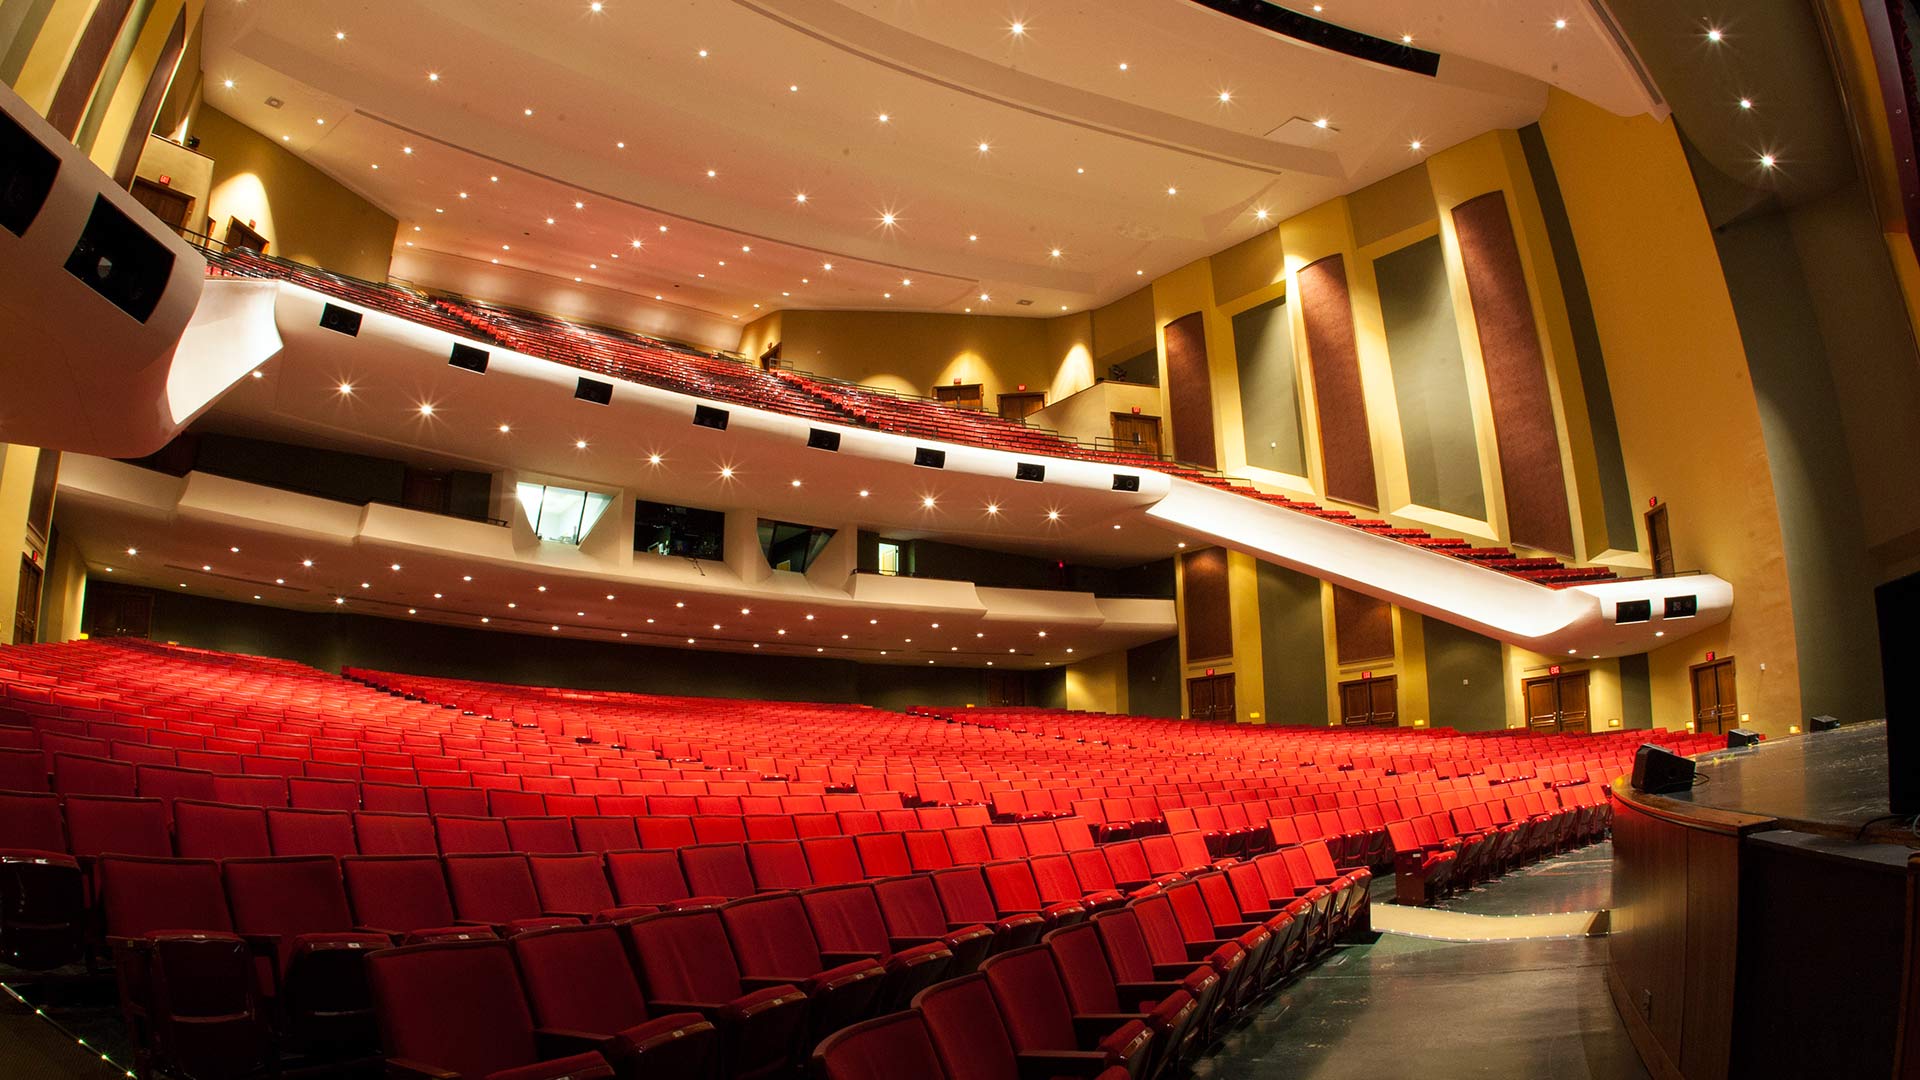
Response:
197,0,1659,331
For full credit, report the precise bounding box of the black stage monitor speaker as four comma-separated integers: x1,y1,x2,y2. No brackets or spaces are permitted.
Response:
448,343,489,373
318,302,362,336
1015,462,1046,482
574,377,613,405
806,428,840,452
1631,744,1696,795
1112,474,1140,492
0,106,58,237
692,404,729,430
1727,729,1762,749
1809,715,1840,732
65,195,175,322
914,447,946,469
1615,599,1651,624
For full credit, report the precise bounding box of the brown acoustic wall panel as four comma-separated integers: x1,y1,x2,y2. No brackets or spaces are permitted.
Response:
1451,192,1575,555
111,10,186,188
1297,255,1378,508
45,0,135,138
1162,312,1218,469
1332,586,1393,665
1181,547,1232,663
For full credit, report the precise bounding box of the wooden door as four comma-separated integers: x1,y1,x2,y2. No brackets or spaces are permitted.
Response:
1647,504,1674,577
1188,674,1236,722
1338,676,1398,726
934,384,983,410
402,468,451,515
12,558,41,644
984,671,1026,707
1340,680,1373,726
1524,671,1592,734
1557,673,1591,733
1111,413,1164,459
998,392,1045,421
130,178,191,234
225,216,268,254
1690,658,1737,734
83,585,153,639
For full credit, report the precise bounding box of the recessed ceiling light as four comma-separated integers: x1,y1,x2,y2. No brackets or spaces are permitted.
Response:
315,117,325,125
878,112,890,122
428,72,440,82
1218,91,1232,103
508,602,517,609
334,30,346,40
698,48,709,57
1760,153,1777,168
720,466,735,478
282,135,291,141
617,140,626,148
1254,209,1270,222
481,617,490,623
977,141,991,153
648,453,663,464
794,193,808,203
539,585,548,592
805,613,815,621
1705,27,1723,43
390,563,401,571
575,439,588,449
857,489,869,497
1010,20,1025,35
1313,117,1329,129
880,211,897,226
1049,248,1062,258
1410,139,1424,151
707,169,717,178
979,293,991,302
458,191,468,199
302,559,314,567
222,79,235,89
1738,97,1754,110
1401,33,1413,43
1045,510,1060,521
201,564,211,571
659,224,669,232
1119,61,1129,71
789,84,799,92
418,403,435,416
968,234,978,242
590,1,604,11
985,503,1000,515
523,108,534,116
1553,17,1568,29
463,575,472,582
1166,186,1177,195
251,370,264,379
778,628,786,634
921,496,937,508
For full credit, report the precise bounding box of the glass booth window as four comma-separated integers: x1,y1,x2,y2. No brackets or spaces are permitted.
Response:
634,500,726,560
515,483,614,545
759,520,836,572
877,540,903,576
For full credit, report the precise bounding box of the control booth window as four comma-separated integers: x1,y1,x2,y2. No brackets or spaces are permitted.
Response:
760,519,837,573
877,540,903,576
635,499,725,560
515,483,614,545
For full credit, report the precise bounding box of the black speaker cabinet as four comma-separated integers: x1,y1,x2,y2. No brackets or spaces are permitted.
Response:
1727,728,1762,749
1809,716,1841,733
1631,743,1696,795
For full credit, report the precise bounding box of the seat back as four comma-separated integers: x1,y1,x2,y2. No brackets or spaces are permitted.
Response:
526,853,616,917
1129,894,1194,966
64,794,170,858
1089,908,1157,983
173,800,270,859
746,840,813,891
622,909,747,1003
981,945,1078,1053
0,790,66,852
798,883,890,956
265,808,356,857
720,892,825,979
352,812,436,856
812,1010,948,1080
1046,923,1122,1014
223,855,356,939
873,874,951,938
444,853,544,924
679,843,754,898
853,832,911,878
367,940,543,1079
510,924,651,1036
97,855,233,937
903,830,953,872
981,860,1043,914
342,855,456,933
572,815,640,852
503,816,576,854
914,973,1023,1080
930,866,996,924
606,850,692,906
435,815,509,855
801,835,864,885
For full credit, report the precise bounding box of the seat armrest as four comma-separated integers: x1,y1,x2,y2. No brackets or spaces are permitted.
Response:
385,1057,460,1080
1015,1050,1115,1080
738,975,796,993
1073,1014,1147,1047
535,1027,618,1058
1185,939,1234,961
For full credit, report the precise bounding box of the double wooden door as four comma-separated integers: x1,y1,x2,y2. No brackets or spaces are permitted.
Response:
1112,413,1163,459
934,384,984,410
1188,673,1236,722
1691,658,1738,734
998,392,1045,421
1524,671,1591,734
1338,676,1398,726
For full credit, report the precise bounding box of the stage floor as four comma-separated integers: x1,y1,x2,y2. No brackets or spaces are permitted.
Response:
1655,721,1913,844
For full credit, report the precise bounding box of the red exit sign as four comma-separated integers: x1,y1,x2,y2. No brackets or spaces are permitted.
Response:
1548,664,1562,676
1705,651,1716,662
1204,668,1215,677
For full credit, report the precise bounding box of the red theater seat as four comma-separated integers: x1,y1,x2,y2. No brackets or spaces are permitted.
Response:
510,924,721,1079
620,909,808,1080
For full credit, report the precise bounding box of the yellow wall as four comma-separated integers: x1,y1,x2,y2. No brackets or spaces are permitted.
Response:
0,443,42,645
38,531,88,643
1502,649,1627,732
6,0,203,172
1064,651,1128,714
191,105,398,281
1535,90,1801,733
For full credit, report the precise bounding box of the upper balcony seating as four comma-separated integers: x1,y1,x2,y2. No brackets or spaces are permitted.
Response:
202,251,1618,589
